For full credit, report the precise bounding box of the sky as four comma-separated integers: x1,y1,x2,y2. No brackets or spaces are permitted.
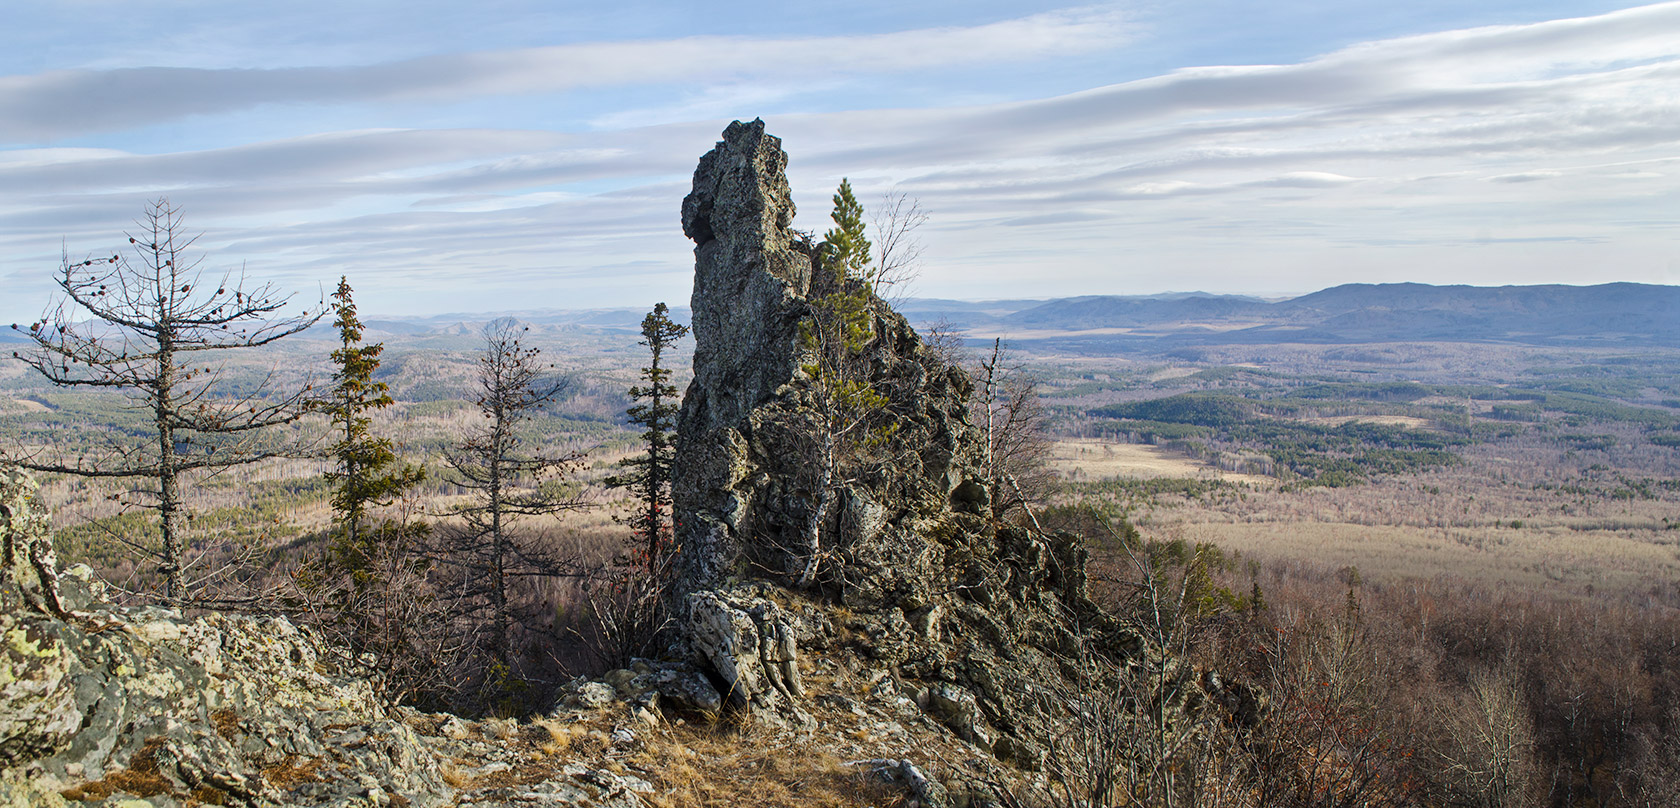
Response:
1,0,1677,323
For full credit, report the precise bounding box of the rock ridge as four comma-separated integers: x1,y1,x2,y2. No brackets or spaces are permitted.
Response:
670,121,1120,763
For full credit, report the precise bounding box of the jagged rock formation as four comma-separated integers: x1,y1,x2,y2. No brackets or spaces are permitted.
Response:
671,120,1119,765
0,468,650,808
672,118,816,598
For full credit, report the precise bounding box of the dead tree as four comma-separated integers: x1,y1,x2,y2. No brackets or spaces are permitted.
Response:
442,320,587,670
6,198,321,602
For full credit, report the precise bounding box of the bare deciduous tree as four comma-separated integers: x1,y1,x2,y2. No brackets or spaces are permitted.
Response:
870,189,927,303
1437,666,1541,808
443,320,587,669
975,338,1054,519
6,198,321,602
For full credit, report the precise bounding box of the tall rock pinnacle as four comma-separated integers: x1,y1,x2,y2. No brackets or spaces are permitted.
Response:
669,121,1134,750
671,119,818,601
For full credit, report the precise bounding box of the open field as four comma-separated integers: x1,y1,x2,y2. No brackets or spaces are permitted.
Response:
1031,339,1680,605
1049,439,1272,485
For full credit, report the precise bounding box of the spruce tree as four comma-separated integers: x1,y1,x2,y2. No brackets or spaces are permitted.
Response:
821,178,872,282
321,277,422,580
606,303,688,572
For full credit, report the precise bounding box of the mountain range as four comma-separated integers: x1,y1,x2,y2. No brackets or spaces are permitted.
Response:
5,282,1675,348
916,282,1680,348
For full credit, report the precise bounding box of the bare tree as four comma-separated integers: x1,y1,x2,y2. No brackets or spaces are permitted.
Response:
1436,666,1541,808
6,198,321,602
287,499,461,705
870,189,928,302
1027,512,1257,808
975,338,1054,519
442,320,587,670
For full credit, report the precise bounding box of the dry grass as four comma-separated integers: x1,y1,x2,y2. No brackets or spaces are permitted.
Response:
1299,414,1433,429
259,755,325,789
638,723,902,808
1182,520,1680,595
1148,367,1201,382
1086,434,1680,602
210,708,240,741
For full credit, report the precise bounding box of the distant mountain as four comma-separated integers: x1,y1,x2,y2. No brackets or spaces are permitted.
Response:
977,283,1680,347
1272,282,1678,343
1005,293,1271,330
81,283,1669,351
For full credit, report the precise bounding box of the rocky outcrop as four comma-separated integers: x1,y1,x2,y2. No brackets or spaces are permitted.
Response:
672,118,818,599
670,121,1120,758
0,467,650,808
686,586,806,722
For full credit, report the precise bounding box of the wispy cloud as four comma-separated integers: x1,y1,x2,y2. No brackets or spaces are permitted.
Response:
0,7,1132,142
3,3,1679,321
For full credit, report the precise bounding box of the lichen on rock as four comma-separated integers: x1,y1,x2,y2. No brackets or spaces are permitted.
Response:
1,466,650,808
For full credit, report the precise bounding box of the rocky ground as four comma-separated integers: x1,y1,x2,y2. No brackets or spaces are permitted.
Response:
2,466,1035,808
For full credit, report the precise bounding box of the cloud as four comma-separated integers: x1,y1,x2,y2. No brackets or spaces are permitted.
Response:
1251,172,1362,188
4,3,1680,320
1488,170,1562,183
0,7,1132,142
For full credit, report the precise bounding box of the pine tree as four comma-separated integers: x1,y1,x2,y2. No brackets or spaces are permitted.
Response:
606,303,688,573
821,178,872,282
297,279,441,703
321,277,423,580
794,179,898,588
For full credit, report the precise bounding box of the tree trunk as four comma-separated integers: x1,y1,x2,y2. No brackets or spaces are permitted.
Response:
155,339,185,602
797,434,835,589
645,378,664,572
343,372,359,553
489,413,508,667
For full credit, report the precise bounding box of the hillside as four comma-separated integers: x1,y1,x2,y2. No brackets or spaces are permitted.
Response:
7,120,1680,808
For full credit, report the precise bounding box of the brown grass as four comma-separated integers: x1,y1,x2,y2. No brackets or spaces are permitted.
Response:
259,755,325,789
60,737,174,802
210,708,240,741
639,723,900,808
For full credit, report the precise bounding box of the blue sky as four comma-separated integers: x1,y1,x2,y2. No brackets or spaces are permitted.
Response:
1,1,1676,322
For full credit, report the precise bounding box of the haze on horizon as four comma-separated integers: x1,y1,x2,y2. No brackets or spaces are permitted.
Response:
1,0,1677,324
